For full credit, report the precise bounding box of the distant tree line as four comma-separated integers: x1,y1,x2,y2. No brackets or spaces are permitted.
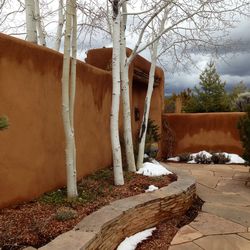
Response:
165,62,250,113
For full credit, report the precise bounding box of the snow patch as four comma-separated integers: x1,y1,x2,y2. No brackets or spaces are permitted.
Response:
187,159,196,164
167,156,180,162
224,153,245,164
151,159,161,165
145,185,159,192
117,227,156,250
137,162,172,176
190,150,212,159
169,150,245,164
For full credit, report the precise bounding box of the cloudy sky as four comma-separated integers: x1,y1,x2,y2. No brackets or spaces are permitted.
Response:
2,0,250,96
164,17,250,95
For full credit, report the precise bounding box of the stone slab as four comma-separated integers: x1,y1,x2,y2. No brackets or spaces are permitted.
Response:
76,206,123,232
233,172,250,181
193,174,220,188
203,165,234,172
238,232,250,240
194,234,250,250
39,230,96,250
216,179,250,200
202,203,250,227
169,242,202,250
230,165,249,172
171,225,203,245
196,183,250,206
189,212,246,235
190,169,214,176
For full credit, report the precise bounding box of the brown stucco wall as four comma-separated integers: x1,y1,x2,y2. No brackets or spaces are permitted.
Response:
162,113,244,157
0,34,164,208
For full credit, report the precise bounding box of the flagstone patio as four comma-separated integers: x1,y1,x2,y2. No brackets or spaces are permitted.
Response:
166,163,250,250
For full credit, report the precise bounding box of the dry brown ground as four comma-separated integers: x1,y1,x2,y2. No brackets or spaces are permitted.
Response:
0,168,177,250
136,197,204,250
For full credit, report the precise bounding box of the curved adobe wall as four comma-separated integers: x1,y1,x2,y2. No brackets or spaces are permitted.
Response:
162,113,244,157
37,167,196,250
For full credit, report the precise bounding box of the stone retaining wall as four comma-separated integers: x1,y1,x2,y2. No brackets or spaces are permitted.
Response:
37,167,196,250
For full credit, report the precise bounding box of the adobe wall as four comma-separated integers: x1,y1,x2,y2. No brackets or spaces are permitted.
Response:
162,113,244,157
0,34,164,208
86,48,165,154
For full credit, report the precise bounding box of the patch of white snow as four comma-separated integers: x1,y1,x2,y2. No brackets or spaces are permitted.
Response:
151,159,161,165
117,227,156,250
137,162,172,176
187,159,196,164
190,150,212,160
224,153,246,164
167,156,180,162
145,185,159,192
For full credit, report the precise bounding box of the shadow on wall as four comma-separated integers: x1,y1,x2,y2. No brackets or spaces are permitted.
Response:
162,112,244,158
0,34,164,208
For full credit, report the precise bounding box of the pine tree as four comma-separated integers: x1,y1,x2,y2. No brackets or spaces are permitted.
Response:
184,62,230,112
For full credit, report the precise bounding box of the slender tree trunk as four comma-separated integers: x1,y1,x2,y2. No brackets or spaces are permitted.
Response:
62,0,78,199
111,0,124,185
34,0,46,46
136,9,169,169
70,0,77,189
137,42,158,169
55,0,64,51
25,0,37,43
120,2,136,172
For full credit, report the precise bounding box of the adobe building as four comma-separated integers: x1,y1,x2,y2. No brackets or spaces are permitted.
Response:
0,33,164,208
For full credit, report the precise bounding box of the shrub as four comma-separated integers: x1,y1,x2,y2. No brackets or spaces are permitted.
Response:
237,106,250,165
146,119,161,144
178,153,191,162
144,119,161,158
162,120,176,158
211,153,230,164
195,154,212,164
55,207,78,221
0,116,8,130
235,92,250,111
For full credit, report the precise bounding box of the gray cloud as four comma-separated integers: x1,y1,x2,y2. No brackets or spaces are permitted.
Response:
166,17,250,94
216,53,250,77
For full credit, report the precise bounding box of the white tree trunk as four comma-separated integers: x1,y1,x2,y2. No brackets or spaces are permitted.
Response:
62,0,78,199
25,0,37,43
137,43,158,169
111,1,124,185
55,0,64,51
70,0,77,187
120,2,136,172
136,9,169,169
34,0,46,46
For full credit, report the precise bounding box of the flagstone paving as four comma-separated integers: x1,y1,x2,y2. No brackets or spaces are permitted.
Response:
165,163,250,250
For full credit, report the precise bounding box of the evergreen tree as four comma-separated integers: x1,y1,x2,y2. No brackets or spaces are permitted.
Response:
184,62,230,112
